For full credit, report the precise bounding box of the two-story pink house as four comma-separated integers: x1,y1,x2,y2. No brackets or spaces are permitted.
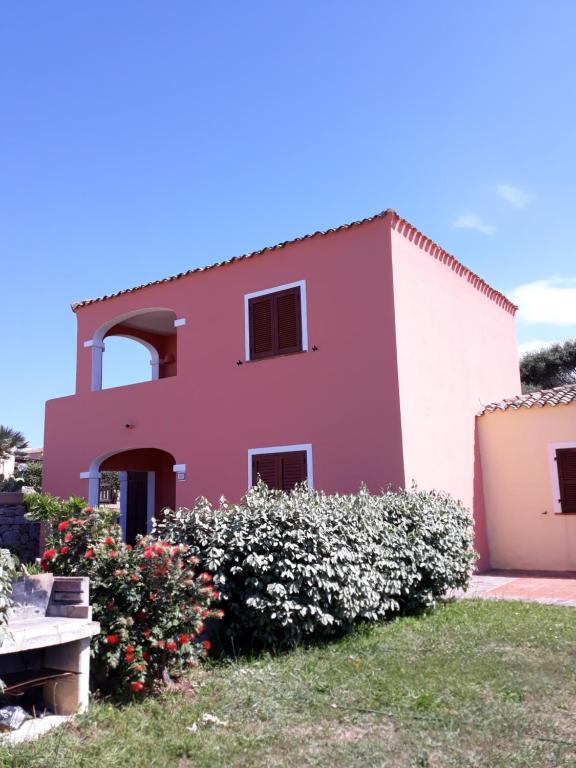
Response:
43,210,521,568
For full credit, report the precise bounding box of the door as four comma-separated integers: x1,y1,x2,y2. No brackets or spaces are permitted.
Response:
125,471,149,545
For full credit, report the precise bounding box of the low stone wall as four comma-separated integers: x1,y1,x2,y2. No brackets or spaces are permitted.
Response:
0,503,40,563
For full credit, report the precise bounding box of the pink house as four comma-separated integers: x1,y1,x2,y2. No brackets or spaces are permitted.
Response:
43,210,520,568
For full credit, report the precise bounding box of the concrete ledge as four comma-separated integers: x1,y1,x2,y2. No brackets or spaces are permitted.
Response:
0,618,100,654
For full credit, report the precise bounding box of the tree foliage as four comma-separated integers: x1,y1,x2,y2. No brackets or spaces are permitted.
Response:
0,426,28,462
520,338,576,392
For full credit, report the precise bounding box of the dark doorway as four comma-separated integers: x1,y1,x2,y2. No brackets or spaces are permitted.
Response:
126,471,148,545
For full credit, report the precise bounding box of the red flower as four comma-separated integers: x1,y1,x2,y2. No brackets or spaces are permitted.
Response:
142,651,150,660
130,574,139,583
106,634,119,645
166,641,177,652
83,507,94,514
60,546,69,555
130,681,144,692
42,549,56,560
84,549,94,559
103,536,114,545
134,663,146,672
143,548,153,559
155,640,165,649
199,572,212,583
202,640,211,651
178,634,190,645
126,644,135,654
57,520,70,532
126,654,135,664
108,551,118,559
149,592,156,601
64,532,73,543
143,628,151,638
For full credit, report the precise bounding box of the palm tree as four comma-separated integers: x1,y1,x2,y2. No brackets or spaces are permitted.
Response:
0,425,28,461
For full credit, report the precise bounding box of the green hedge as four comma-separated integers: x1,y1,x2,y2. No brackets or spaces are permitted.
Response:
155,483,476,650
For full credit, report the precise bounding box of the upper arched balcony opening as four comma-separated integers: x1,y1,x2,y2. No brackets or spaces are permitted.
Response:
86,308,179,391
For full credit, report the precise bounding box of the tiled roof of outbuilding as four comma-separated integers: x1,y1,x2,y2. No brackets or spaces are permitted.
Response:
71,209,517,314
479,384,576,415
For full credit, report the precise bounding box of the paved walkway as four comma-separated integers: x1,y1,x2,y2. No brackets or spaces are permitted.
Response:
455,570,576,607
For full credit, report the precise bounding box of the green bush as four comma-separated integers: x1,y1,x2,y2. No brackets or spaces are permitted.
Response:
33,497,221,695
0,548,16,645
155,482,476,650
22,461,42,492
0,548,17,691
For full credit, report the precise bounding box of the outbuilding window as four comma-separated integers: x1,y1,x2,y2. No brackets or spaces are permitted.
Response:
556,447,576,513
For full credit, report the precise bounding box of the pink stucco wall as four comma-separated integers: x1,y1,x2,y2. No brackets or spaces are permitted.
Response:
389,219,521,569
43,212,520,571
44,217,405,507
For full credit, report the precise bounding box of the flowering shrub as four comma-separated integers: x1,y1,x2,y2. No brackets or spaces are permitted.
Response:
155,482,476,650
39,504,221,695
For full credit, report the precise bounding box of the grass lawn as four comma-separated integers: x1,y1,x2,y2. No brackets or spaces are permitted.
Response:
1,600,575,768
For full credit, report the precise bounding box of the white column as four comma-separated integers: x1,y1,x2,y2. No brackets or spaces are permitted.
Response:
83,340,105,391
80,471,101,507
150,358,160,380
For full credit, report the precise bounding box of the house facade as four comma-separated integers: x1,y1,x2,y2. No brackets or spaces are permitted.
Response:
478,385,576,571
43,210,520,567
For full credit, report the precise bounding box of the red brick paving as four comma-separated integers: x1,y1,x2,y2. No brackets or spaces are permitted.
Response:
455,570,576,607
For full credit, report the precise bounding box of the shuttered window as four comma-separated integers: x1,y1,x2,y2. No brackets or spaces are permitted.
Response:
248,287,302,360
252,450,308,492
556,448,576,513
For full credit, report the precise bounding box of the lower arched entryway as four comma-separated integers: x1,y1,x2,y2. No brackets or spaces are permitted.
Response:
94,448,176,544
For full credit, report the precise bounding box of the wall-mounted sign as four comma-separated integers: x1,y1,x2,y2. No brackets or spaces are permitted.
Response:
176,472,186,481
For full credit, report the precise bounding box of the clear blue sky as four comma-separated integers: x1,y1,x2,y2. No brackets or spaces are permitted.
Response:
2,1,575,447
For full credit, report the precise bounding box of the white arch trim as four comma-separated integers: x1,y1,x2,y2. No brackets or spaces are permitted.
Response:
85,307,176,391
80,448,177,531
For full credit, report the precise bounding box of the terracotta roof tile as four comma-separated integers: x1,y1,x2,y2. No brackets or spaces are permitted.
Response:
71,209,517,314
479,384,576,415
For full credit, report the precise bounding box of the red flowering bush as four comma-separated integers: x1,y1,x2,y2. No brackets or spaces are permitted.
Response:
39,505,222,696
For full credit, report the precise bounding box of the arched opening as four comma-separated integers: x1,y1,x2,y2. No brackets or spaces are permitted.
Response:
88,308,178,391
101,337,155,389
87,448,177,544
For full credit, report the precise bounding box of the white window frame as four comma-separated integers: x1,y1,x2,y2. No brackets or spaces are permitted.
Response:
547,441,576,514
243,280,308,362
247,443,313,489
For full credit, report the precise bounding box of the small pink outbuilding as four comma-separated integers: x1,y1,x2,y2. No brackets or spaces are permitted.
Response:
478,385,576,571
43,210,521,570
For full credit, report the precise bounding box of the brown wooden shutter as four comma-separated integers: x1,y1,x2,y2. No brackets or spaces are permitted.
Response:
275,288,302,354
248,287,302,359
252,450,308,491
249,295,274,359
280,451,307,491
557,448,576,513
252,453,278,488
